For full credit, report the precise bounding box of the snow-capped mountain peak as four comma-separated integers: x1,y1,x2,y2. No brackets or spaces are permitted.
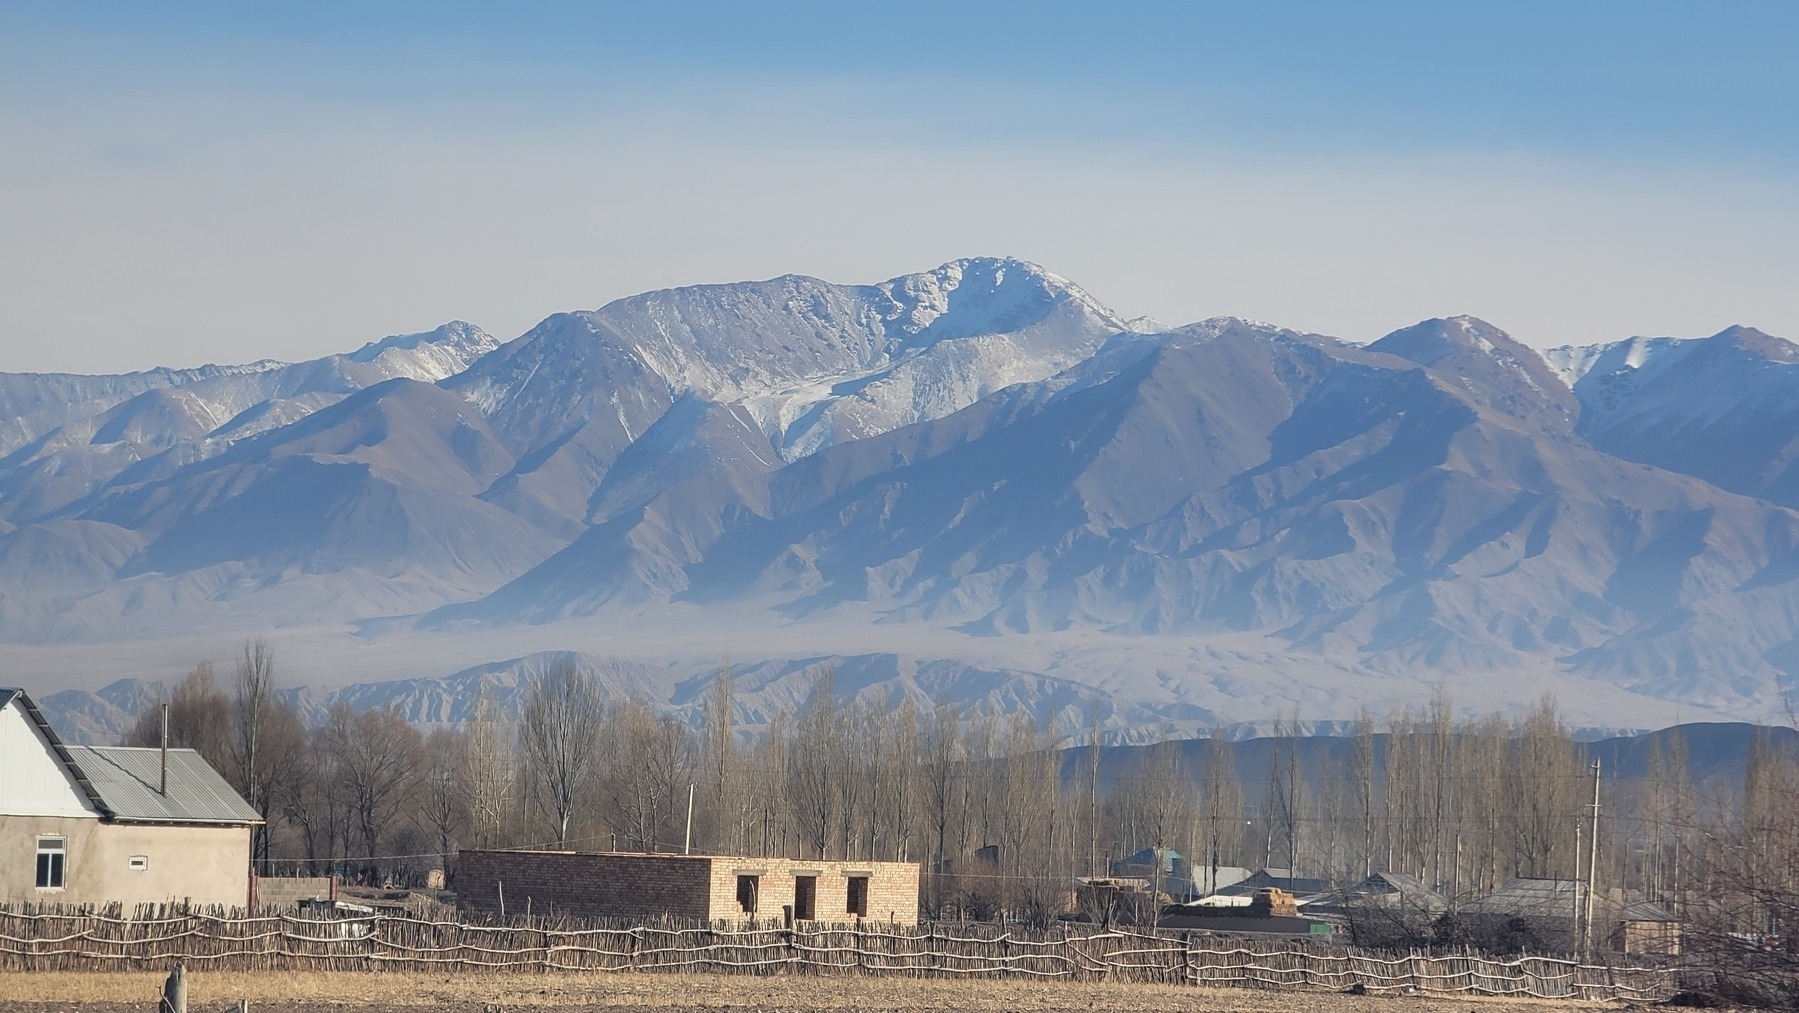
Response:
8,261,1799,736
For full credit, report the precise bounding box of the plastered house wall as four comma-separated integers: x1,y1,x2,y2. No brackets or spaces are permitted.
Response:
0,816,250,909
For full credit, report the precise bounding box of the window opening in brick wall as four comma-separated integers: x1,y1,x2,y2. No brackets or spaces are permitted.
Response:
847,875,869,917
794,875,816,921
35,837,65,889
736,875,759,914
128,855,149,871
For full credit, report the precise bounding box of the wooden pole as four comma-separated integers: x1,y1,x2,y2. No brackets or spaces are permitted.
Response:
1585,758,1602,957
160,960,186,1013
685,783,695,855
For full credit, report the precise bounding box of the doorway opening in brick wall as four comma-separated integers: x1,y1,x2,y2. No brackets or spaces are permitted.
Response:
794,876,816,921
846,876,869,917
736,875,759,914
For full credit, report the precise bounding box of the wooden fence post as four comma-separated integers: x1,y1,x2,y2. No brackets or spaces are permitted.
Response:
160,961,186,1013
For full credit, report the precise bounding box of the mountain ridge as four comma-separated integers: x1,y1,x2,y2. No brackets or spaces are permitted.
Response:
4,258,1798,735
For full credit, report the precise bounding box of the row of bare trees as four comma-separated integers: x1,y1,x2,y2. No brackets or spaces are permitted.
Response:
121,648,1799,988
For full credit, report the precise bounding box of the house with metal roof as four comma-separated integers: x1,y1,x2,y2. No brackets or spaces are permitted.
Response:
1,688,260,909
1460,878,1682,955
1312,872,1450,947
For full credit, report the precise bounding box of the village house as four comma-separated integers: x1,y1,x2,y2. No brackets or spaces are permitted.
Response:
457,849,919,925
1461,878,1682,955
0,688,260,909
1312,872,1449,947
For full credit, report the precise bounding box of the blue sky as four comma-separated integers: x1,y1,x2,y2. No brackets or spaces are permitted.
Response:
3,2,1798,371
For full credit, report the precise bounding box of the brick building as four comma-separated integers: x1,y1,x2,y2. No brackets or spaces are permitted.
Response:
457,850,918,925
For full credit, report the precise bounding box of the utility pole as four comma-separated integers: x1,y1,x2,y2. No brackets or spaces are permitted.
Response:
684,783,696,855
1088,705,1101,880
1574,821,1583,944
1585,758,1602,957
159,703,170,797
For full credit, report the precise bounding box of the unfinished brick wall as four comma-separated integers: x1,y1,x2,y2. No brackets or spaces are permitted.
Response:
457,851,713,921
455,850,918,925
251,875,334,909
702,857,919,925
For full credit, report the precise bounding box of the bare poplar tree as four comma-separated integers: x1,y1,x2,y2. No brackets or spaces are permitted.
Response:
1507,695,1580,878
1266,714,1303,873
1198,728,1243,895
222,640,304,874
279,717,342,876
920,701,961,913
752,713,789,857
1130,740,1194,900
461,689,513,849
1348,709,1377,880
786,667,839,859
231,639,275,806
1425,686,1454,889
419,727,470,874
700,660,737,851
833,699,868,860
884,696,921,862
603,698,697,852
124,663,231,774
518,657,605,847
320,703,424,882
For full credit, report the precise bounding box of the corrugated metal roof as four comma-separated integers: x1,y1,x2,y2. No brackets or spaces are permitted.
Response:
64,746,262,825
1621,900,1679,923
1366,871,1442,897
1464,878,1579,917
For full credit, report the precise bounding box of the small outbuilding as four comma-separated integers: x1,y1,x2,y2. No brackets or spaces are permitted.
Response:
1,687,261,909
457,849,919,925
1611,900,1680,956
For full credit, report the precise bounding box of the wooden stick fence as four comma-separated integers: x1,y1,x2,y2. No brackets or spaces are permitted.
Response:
0,905,1674,1002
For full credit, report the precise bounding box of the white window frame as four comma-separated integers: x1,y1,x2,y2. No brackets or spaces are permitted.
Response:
35,836,66,890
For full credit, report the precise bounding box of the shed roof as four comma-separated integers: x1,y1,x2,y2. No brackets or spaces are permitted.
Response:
1620,900,1679,923
1363,871,1439,896
65,746,262,825
1463,878,1579,918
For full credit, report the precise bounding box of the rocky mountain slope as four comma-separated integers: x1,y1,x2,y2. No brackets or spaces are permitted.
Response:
4,259,1798,734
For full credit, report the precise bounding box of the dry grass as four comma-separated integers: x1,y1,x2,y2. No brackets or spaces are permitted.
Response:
0,970,1626,1013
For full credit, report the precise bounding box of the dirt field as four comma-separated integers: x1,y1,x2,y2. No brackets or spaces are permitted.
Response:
0,970,1632,1013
